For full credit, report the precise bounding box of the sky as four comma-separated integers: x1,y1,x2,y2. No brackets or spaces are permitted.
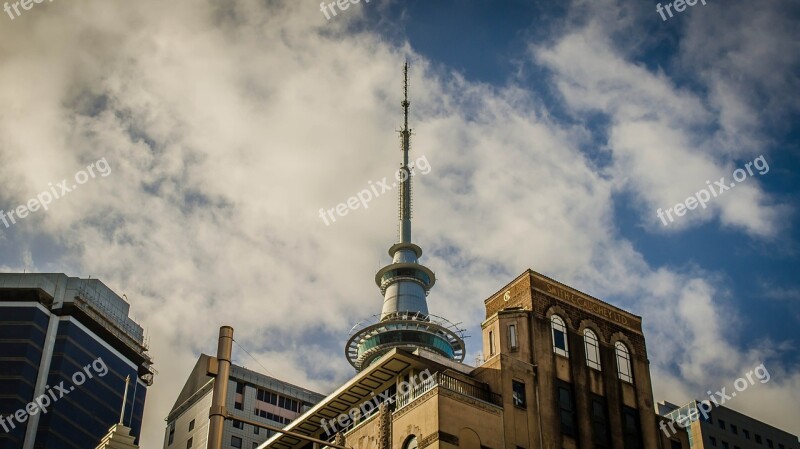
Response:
0,0,798,446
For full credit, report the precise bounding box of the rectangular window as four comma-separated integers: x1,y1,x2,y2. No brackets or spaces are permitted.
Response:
186,437,193,449
722,442,729,449
557,381,577,437
231,436,243,449
731,424,738,435
512,380,526,408
743,430,750,439
554,329,567,351
253,444,259,449
188,419,195,431
590,396,610,448
489,330,495,355
622,407,642,449
235,401,243,410
236,382,245,394
755,435,762,444
168,425,175,445
508,324,518,350
710,437,717,447
233,420,244,430
767,440,774,449
254,426,259,434
719,419,726,430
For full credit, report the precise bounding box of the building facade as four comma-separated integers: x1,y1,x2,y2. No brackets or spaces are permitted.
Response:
165,354,325,449
258,270,689,449
658,400,798,449
0,273,153,449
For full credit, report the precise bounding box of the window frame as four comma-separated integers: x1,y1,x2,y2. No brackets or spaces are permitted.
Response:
584,328,602,371
556,381,577,437
508,324,518,351
615,341,633,383
590,395,610,448
621,406,642,449
512,380,526,408
551,315,569,357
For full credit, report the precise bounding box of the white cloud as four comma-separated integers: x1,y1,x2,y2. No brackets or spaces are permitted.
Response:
0,0,797,445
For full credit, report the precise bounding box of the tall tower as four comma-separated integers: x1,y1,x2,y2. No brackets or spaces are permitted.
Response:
345,63,465,371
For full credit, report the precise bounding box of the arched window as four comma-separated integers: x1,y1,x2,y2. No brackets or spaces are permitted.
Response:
584,329,601,370
403,435,418,449
551,315,568,357
615,341,633,383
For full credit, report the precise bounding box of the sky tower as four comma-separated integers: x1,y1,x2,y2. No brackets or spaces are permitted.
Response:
345,63,466,371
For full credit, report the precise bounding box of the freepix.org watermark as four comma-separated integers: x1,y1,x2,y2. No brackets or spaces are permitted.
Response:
319,0,371,20
0,157,111,231
3,0,54,21
319,369,432,435
0,357,109,433
318,155,431,226
659,363,771,438
657,155,769,227
656,0,709,22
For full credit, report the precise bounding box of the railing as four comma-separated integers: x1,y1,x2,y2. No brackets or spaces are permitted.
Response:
436,372,502,406
395,372,437,409
395,372,502,411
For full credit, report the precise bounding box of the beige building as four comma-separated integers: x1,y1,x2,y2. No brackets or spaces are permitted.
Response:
257,270,690,449
164,354,324,449
658,401,798,449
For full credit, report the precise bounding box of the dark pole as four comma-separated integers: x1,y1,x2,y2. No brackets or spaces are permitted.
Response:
207,326,234,449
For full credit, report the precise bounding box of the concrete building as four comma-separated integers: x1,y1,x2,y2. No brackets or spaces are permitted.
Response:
255,64,689,449
0,273,154,449
164,354,325,449
258,271,689,449
658,400,798,449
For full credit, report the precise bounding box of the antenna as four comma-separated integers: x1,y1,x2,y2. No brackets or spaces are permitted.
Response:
398,61,413,244
119,375,130,425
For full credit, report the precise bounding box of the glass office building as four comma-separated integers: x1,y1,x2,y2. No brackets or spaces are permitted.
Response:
0,273,154,449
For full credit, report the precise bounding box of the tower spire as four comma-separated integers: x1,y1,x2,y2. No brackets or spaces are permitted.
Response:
345,63,465,371
399,61,412,244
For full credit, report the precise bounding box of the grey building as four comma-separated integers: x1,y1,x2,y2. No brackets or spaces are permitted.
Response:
165,355,325,449
0,273,154,449
658,400,799,449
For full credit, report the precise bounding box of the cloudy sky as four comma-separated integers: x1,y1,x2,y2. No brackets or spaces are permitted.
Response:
1,0,798,446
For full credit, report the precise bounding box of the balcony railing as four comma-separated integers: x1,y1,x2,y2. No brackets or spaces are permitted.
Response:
395,372,502,411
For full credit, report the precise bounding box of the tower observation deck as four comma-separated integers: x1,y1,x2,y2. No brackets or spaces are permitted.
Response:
345,63,466,371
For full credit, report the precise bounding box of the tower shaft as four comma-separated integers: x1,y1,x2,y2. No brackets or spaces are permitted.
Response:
399,62,412,244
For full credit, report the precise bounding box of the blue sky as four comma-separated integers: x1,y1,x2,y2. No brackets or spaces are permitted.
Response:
0,0,798,445
365,0,800,362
